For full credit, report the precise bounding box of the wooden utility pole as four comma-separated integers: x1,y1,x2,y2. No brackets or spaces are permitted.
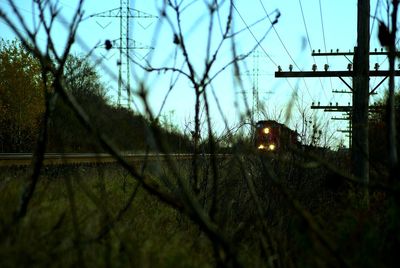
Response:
275,2,397,206
352,0,369,206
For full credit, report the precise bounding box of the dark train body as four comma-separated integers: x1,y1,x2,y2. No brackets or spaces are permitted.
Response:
255,120,299,152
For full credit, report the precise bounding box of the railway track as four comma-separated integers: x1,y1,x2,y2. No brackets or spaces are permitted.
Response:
0,153,199,167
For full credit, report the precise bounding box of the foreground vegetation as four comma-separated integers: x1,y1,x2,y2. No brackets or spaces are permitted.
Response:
1,153,398,267
0,163,214,268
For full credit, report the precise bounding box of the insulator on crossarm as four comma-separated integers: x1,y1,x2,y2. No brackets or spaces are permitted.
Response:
318,49,321,53
374,63,379,71
324,64,329,71
330,49,333,53
375,48,377,52
318,101,320,106
336,102,338,106
381,47,384,52
347,63,352,71
312,64,317,72
289,64,293,72
312,102,315,106
278,65,282,72
330,102,332,106
336,48,339,53
348,102,350,106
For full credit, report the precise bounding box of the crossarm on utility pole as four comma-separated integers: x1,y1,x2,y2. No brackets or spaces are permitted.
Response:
274,70,400,78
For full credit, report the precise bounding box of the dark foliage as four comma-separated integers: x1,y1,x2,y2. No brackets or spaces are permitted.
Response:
369,92,400,167
47,99,193,153
0,43,192,153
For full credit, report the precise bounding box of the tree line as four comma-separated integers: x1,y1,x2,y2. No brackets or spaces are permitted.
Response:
0,39,193,153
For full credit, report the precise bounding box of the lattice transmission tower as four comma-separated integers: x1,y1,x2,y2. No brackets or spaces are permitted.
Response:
89,1,157,107
252,49,260,123
250,49,272,123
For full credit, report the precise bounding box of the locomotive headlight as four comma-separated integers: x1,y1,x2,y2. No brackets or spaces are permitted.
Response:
263,127,270,134
258,144,265,150
268,144,276,151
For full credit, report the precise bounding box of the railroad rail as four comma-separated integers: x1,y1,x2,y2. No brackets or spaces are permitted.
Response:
0,153,201,167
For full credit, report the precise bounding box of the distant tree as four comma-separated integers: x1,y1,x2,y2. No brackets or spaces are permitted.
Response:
0,39,45,152
64,55,108,105
48,55,109,152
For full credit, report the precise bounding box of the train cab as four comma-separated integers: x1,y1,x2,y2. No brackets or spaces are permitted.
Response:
255,120,280,152
255,120,299,152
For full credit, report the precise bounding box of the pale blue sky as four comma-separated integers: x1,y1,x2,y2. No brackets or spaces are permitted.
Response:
0,0,393,146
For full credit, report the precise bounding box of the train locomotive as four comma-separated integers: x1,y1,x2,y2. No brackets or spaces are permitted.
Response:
255,120,298,152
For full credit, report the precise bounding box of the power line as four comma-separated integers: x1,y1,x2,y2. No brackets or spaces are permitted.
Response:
232,3,278,66
258,1,298,70
299,0,313,55
319,0,328,56
298,0,331,103
232,2,303,123
318,0,336,103
232,2,300,103
258,0,315,101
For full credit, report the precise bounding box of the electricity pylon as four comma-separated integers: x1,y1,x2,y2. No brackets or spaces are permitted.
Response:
89,0,157,107
252,49,260,123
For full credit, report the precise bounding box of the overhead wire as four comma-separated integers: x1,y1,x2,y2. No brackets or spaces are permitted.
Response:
258,0,315,102
232,5,293,77
232,2,308,125
232,3,278,66
319,0,336,103
298,0,331,103
299,0,312,54
298,0,346,137
258,0,299,70
232,2,302,112
232,3,282,121
319,0,328,60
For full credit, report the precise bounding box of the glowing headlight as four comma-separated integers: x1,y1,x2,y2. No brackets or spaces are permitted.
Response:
263,127,270,134
258,144,265,150
268,144,276,151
